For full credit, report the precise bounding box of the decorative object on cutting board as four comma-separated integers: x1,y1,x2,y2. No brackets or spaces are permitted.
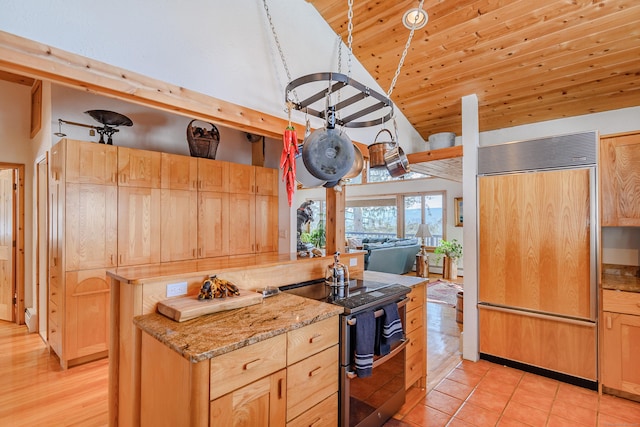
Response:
157,275,262,322
197,275,240,300
186,119,220,159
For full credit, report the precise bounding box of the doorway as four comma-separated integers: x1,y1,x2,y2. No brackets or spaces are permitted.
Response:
0,164,25,325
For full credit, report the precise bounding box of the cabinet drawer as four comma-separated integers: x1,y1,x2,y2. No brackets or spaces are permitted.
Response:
49,299,60,326
287,345,339,422
406,303,424,333
287,392,338,427
406,346,424,389
406,326,424,360
287,316,339,365
406,284,425,313
603,289,640,316
209,334,286,401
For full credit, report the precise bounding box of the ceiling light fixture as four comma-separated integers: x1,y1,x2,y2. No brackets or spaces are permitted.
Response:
402,7,428,30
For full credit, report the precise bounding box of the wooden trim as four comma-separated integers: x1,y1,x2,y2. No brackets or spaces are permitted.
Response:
30,79,42,138
407,145,463,164
0,163,25,326
0,31,292,140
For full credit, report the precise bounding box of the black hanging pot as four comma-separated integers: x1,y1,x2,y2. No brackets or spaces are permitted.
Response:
295,145,327,188
302,107,355,182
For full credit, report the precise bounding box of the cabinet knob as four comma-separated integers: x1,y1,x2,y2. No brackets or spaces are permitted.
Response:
309,333,322,344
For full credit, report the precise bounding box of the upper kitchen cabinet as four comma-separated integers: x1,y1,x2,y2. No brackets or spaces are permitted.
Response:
198,158,229,192
228,163,278,196
52,139,118,185
255,166,278,196
117,147,161,188
229,163,255,194
601,133,640,227
160,153,197,190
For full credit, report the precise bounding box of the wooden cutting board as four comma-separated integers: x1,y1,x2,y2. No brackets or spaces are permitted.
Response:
157,291,263,322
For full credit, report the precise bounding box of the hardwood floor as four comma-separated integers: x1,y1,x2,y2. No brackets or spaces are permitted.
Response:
0,321,108,426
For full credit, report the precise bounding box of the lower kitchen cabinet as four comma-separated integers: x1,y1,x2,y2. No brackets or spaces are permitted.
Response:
601,289,640,396
139,316,339,426
210,369,287,426
405,282,427,389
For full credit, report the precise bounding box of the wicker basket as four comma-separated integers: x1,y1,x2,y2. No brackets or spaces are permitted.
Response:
186,119,220,159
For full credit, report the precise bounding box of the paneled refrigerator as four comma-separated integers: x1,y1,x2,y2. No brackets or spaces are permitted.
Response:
477,131,598,386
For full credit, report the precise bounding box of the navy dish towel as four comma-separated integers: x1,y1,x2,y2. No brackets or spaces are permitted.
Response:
354,310,375,378
379,303,404,356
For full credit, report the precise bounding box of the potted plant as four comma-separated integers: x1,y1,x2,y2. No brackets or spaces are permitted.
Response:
434,239,463,280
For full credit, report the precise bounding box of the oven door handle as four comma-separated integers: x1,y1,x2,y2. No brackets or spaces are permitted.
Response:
346,338,409,379
346,298,408,325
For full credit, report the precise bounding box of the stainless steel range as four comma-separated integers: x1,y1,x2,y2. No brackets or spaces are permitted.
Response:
280,277,411,427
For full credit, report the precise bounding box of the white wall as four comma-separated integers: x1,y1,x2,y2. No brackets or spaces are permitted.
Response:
0,80,35,312
0,0,424,153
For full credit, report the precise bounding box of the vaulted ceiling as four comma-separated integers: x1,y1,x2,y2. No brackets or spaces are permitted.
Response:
307,0,640,139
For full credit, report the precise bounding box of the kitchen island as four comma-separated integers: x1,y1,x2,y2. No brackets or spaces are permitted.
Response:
108,252,428,426
108,252,366,426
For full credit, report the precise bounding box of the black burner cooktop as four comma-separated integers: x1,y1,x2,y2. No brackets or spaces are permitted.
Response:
279,279,411,314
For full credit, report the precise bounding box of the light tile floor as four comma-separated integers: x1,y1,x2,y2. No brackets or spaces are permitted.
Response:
389,359,640,426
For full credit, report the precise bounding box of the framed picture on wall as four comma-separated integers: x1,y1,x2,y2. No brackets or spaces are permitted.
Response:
454,197,463,227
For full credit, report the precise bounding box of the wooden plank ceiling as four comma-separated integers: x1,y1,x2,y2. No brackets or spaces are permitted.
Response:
307,0,640,138
307,0,640,180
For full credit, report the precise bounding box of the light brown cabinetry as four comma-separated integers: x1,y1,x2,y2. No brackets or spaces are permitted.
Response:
117,187,161,266
405,282,427,390
601,290,640,395
48,139,114,368
228,165,279,255
600,133,640,226
198,191,229,258
139,316,339,426
117,146,161,188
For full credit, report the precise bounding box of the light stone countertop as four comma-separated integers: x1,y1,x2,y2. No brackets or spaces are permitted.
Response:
133,270,428,363
134,292,343,363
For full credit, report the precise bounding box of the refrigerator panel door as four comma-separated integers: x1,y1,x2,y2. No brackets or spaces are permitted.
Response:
478,168,595,320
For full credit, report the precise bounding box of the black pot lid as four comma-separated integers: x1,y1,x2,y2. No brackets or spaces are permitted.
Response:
302,128,354,181
85,110,133,127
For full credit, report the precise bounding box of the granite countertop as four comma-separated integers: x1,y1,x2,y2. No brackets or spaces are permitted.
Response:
602,274,640,293
134,292,343,363
601,264,640,293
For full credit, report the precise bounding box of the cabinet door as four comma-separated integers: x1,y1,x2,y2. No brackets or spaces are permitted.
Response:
602,312,640,394
229,193,256,255
229,163,255,194
256,195,278,253
255,167,278,196
210,369,286,426
50,140,64,182
160,153,197,190
198,158,229,192
600,134,640,226
65,184,117,270
117,147,161,188
65,139,117,185
198,192,229,258
118,187,161,266
65,269,110,360
161,189,198,262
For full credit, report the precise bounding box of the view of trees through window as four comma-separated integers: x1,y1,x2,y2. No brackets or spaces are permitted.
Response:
404,194,443,248
303,191,445,248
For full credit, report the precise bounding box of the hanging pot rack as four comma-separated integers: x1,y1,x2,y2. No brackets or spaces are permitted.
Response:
285,72,393,128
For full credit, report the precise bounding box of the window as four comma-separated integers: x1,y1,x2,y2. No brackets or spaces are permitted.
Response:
345,197,397,239
403,193,443,248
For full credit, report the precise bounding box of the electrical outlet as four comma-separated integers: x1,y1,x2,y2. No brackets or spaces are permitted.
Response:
166,281,188,298
350,258,357,266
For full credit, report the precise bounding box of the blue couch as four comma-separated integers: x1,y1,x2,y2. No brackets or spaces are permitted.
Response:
362,238,420,275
